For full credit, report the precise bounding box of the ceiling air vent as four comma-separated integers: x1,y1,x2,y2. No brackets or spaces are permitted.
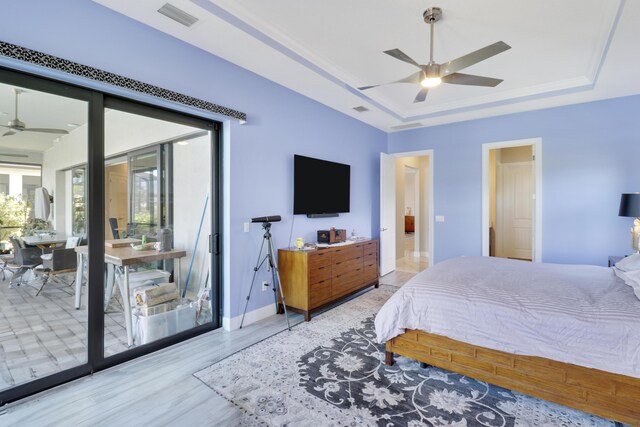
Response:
158,3,199,27
391,123,423,130
352,106,369,113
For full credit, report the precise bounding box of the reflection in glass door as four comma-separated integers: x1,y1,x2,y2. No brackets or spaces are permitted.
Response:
129,148,160,240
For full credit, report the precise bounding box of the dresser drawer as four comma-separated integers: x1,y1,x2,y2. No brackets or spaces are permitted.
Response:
360,240,378,252
333,270,364,295
309,279,332,308
310,265,332,284
364,252,377,264
363,259,378,273
363,259,378,282
331,245,363,263
333,267,363,288
309,251,332,268
333,256,363,275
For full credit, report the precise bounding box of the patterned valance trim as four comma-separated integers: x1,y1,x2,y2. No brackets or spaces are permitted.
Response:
0,41,246,122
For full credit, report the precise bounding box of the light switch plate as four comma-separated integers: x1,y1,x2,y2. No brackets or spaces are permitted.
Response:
244,222,250,232
435,216,445,222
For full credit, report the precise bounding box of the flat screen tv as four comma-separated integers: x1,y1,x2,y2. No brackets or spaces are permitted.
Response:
294,155,350,216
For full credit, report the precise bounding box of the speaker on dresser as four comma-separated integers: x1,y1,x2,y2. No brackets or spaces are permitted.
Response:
317,228,347,244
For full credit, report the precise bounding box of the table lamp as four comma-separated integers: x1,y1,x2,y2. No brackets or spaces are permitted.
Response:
619,193,640,253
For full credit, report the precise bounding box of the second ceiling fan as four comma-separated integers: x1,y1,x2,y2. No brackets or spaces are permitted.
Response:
359,7,511,103
1,88,70,137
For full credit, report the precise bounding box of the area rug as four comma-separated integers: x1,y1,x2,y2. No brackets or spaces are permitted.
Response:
194,286,618,426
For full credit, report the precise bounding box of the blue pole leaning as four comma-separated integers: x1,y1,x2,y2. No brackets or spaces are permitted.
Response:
182,192,209,298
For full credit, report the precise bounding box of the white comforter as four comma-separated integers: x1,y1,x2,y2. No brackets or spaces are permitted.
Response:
375,256,640,378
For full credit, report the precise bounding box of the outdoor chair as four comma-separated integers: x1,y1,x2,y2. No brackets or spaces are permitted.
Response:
8,236,42,287
36,236,80,295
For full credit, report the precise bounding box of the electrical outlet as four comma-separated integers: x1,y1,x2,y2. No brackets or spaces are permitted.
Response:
261,281,269,291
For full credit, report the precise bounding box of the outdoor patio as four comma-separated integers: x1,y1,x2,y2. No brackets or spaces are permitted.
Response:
0,271,128,391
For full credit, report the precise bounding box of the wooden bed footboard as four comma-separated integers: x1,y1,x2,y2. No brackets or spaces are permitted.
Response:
386,330,640,426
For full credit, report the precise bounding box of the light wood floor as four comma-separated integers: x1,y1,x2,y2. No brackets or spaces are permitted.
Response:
1,273,412,426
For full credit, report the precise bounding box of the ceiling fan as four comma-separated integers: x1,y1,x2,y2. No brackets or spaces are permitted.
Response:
1,88,69,137
359,7,511,103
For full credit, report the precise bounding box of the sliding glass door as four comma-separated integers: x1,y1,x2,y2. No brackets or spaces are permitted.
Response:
103,99,218,357
0,68,221,404
0,69,91,398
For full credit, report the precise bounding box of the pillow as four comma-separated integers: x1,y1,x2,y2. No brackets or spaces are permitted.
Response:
612,253,640,272
623,268,640,286
614,266,640,301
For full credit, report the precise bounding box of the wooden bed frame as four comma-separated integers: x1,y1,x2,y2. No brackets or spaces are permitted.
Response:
385,329,640,426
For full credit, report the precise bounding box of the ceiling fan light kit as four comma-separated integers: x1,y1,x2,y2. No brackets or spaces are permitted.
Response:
359,6,511,103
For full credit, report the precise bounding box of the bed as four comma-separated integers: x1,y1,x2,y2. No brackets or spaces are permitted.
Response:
375,256,640,425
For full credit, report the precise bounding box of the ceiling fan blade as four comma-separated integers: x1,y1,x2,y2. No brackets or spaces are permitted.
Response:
22,128,69,135
383,49,423,69
413,88,429,103
359,71,423,91
2,130,16,137
440,41,511,77
442,73,503,87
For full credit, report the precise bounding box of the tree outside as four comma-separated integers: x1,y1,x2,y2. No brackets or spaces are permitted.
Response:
0,193,30,242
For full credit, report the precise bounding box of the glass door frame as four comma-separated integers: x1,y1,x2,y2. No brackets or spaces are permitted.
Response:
0,68,222,405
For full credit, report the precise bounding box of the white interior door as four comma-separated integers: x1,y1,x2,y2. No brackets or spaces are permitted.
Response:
380,153,396,275
499,162,533,260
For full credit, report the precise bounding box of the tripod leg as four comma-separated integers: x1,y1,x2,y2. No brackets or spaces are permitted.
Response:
268,237,291,331
239,237,266,329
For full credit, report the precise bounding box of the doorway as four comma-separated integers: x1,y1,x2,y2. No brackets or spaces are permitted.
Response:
482,138,542,262
379,151,433,276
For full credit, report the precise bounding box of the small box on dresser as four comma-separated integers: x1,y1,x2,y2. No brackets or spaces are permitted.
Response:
278,240,379,321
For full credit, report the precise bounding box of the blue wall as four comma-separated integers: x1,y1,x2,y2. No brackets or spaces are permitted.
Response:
0,0,386,318
389,96,640,266
3,0,637,323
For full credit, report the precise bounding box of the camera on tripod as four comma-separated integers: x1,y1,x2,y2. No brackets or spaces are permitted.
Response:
251,215,281,223
240,214,290,331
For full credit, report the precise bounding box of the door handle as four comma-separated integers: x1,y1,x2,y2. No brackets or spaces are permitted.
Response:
380,227,388,231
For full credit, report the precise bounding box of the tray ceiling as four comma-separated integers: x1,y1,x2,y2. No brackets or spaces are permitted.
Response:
94,0,638,131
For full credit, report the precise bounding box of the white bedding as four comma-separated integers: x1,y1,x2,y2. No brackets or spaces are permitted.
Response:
375,256,640,378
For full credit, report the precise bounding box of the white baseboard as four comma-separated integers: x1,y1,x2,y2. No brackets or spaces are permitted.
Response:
222,303,277,331
420,251,430,258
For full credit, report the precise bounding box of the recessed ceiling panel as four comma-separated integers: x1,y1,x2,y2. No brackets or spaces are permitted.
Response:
93,0,633,130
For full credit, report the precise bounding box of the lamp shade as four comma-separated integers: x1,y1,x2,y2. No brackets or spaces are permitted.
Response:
619,193,640,217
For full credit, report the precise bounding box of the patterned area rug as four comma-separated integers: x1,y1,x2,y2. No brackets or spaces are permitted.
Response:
194,286,618,426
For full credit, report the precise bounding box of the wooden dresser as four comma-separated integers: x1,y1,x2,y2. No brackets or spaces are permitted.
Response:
278,240,379,321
